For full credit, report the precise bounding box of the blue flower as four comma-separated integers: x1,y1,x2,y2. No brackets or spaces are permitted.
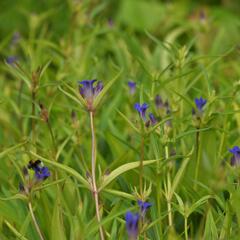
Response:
194,97,207,111
125,211,139,240
6,56,17,65
229,146,240,166
28,160,50,180
78,79,103,104
149,113,157,126
137,200,152,216
34,166,50,180
155,95,163,109
128,81,136,95
134,103,149,121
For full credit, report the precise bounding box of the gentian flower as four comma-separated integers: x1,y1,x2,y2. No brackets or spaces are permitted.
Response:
28,160,50,181
34,166,50,180
137,200,152,216
128,81,136,95
125,211,139,240
19,182,25,192
229,146,240,166
6,56,17,65
149,113,157,126
134,103,148,121
78,79,103,109
155,95,163,109
11,31,21,46
194,97,207,111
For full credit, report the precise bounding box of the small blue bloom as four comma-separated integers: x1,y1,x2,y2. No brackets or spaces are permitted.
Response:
11,31,21,46
78,79,103,104
125,211,139,240
149,113,157,126
6,56,17,65
194,97,207,111
128,81,136,95
229,146,240,166
134,103,148,121
29,160,50,180
137,200,152,216
34,166,50,180
155,95,163,109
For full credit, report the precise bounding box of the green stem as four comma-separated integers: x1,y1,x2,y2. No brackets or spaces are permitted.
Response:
194,129,201,190
156,176,163,237
165,145,173,227
28,201,45,240
90,111,105,240
47,120,57,157
184,217,188,240
31,90,36,145
140,136,145,198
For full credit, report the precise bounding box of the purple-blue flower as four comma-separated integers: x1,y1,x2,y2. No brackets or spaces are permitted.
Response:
194,97,207,111
229,146,240,166
149,113,157,126
128,81,136,95
6,56,17,65
134,103,148,121
28,160,50,181
155,95,163,109
78,79,103,104
137,200,152,216
125,211,139,240
34,166,50,180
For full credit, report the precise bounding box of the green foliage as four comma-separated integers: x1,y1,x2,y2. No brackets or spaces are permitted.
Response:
0,0,240,239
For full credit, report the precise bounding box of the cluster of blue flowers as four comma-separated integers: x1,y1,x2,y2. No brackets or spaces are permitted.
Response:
134,103,157,126
28,160,51,181
16,77,238,238
125,200,152,239
19,160,50,194
229,146,240,166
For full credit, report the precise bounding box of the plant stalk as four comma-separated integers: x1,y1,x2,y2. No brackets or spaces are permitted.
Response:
184,217,188,240
194,129,201,190
90,111,105,240
165,145,173,227
31,89,36,145
28,202,45,240
140,136,145,198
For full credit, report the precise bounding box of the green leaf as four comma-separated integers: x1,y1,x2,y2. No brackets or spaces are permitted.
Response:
116,109,140,133
50,195,66,240
99,159,157,191
58,85,86,107
93,69,123,109
5,62,31,89
148,116,173,134
169,152,192,198
0,194,27,202
29,151,90,189
0,140,28,159
103,189,135,200
203,209,218,240
4,220,29,240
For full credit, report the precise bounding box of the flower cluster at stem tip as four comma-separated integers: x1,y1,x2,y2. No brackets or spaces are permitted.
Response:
194,97,207,112
125,200,152,239
134,103,157,127
229,146,240,166
78,79,103,111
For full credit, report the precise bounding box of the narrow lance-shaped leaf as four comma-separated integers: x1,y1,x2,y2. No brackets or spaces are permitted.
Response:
93,69,123,109
4,220,29,240
99,159,158,191
29,151,90,189
117,109,140,134
58,85,85,107
0,140,28,159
